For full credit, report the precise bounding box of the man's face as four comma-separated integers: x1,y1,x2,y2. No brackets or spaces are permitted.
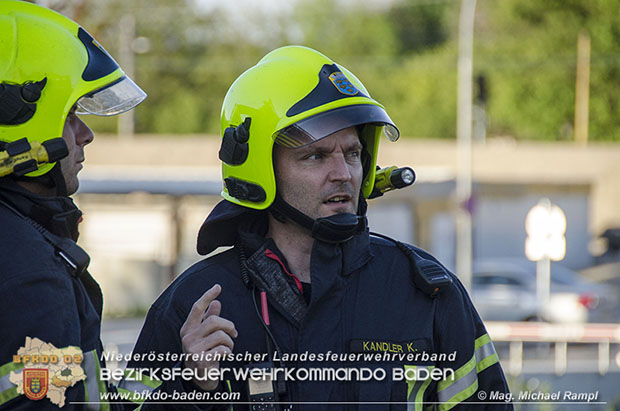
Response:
273,126,363,219
59,109,94,195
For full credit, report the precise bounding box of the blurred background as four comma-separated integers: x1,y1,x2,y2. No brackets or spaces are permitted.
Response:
30,0,620,408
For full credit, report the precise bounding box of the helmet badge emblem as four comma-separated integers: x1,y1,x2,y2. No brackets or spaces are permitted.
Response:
328,72,359,96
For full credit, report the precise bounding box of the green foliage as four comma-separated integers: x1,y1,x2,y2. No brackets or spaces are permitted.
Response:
50,0,620,141
477,0,620,141
367,47,458,139
387,1,451,54
294,0,399,58
129,1,262,135
292,0,457,138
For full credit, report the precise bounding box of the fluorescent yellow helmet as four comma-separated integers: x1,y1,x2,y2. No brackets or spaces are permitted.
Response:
0,0,146,176
219,45,399,210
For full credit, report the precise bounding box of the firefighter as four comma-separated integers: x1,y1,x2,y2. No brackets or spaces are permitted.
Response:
0,1,146,408
128,45,513,410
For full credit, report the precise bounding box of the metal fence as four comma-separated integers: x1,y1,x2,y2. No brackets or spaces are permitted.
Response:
486,321,620,376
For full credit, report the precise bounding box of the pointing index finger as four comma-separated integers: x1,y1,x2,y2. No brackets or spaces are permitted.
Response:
187,284,221,327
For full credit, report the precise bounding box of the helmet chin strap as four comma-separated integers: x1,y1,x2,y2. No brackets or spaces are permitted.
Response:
49,162,68,197
12,162,68,197
270,194,367,244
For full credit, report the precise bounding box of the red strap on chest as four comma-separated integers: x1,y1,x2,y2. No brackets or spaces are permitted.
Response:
264,249,303,294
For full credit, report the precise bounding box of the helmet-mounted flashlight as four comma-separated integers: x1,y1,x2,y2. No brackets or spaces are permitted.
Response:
0,138,68,177
369,166,416,199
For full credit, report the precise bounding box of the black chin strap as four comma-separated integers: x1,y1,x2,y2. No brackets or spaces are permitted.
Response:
270,195,367,243
49,162,68,197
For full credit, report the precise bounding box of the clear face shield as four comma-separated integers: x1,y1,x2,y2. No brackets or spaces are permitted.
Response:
273,104,399,148
75,76,147,116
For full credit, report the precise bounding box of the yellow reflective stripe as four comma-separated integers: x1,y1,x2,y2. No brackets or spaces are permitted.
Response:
83,379,89,403
0,384,19,406
93,351,110,411
0,360,24,405
415,375,434,410
117,380,148,404
82,350,97,410
411,366,434,411
117,366,164,405
438,379,478,411
477,352,499,373
226,380,234,411
475,334,499,373
437,354,475,393
475,333,491,349
82,349,109,411
0,360,25,379
402,365,435,411
77,349,112,411
437,354,477,408
116,387,142,405
122,368,161,389
437,333,501,410
404,365,416,399
118,368,161,404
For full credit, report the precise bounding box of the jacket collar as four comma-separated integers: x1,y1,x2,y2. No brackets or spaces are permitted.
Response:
239,221,373,327
198,200,373,272
0,178,82,240
313,227,373,277
241,216,373,304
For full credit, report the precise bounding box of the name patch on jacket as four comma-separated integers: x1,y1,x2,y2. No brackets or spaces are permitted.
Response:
349,338,430,354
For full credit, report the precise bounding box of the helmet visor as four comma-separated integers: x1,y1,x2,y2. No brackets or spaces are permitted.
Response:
273,104,399,148
75,76,147,116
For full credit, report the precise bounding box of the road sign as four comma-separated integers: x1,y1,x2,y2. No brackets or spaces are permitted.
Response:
525,199,567,319
525,198,567,262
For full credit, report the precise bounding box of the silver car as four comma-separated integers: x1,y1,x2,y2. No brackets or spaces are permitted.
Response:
470,258,617,323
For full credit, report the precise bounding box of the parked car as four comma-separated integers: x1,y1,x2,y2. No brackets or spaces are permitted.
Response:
580,261,620,316
470,258,618,323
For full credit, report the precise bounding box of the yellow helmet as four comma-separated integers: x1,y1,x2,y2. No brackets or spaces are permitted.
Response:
0,0,146,176
219,45,399,210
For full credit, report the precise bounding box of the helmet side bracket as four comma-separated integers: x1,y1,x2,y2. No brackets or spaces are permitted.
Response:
0,78,47,125
219,117,251,165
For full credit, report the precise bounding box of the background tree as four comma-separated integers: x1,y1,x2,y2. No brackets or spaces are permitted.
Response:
29,0,620,141
477,0,620,141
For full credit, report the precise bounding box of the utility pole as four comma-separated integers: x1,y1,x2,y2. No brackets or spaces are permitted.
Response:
118,14,136,138
574,30,591,145
456,0,476,290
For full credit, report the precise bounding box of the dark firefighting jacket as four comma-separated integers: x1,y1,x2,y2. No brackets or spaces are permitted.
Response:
126,209,513,411
0,180,187,410
0,180,111,409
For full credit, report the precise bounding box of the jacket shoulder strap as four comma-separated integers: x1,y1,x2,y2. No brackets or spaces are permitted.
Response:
370,231,453,297
0,198,90,277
